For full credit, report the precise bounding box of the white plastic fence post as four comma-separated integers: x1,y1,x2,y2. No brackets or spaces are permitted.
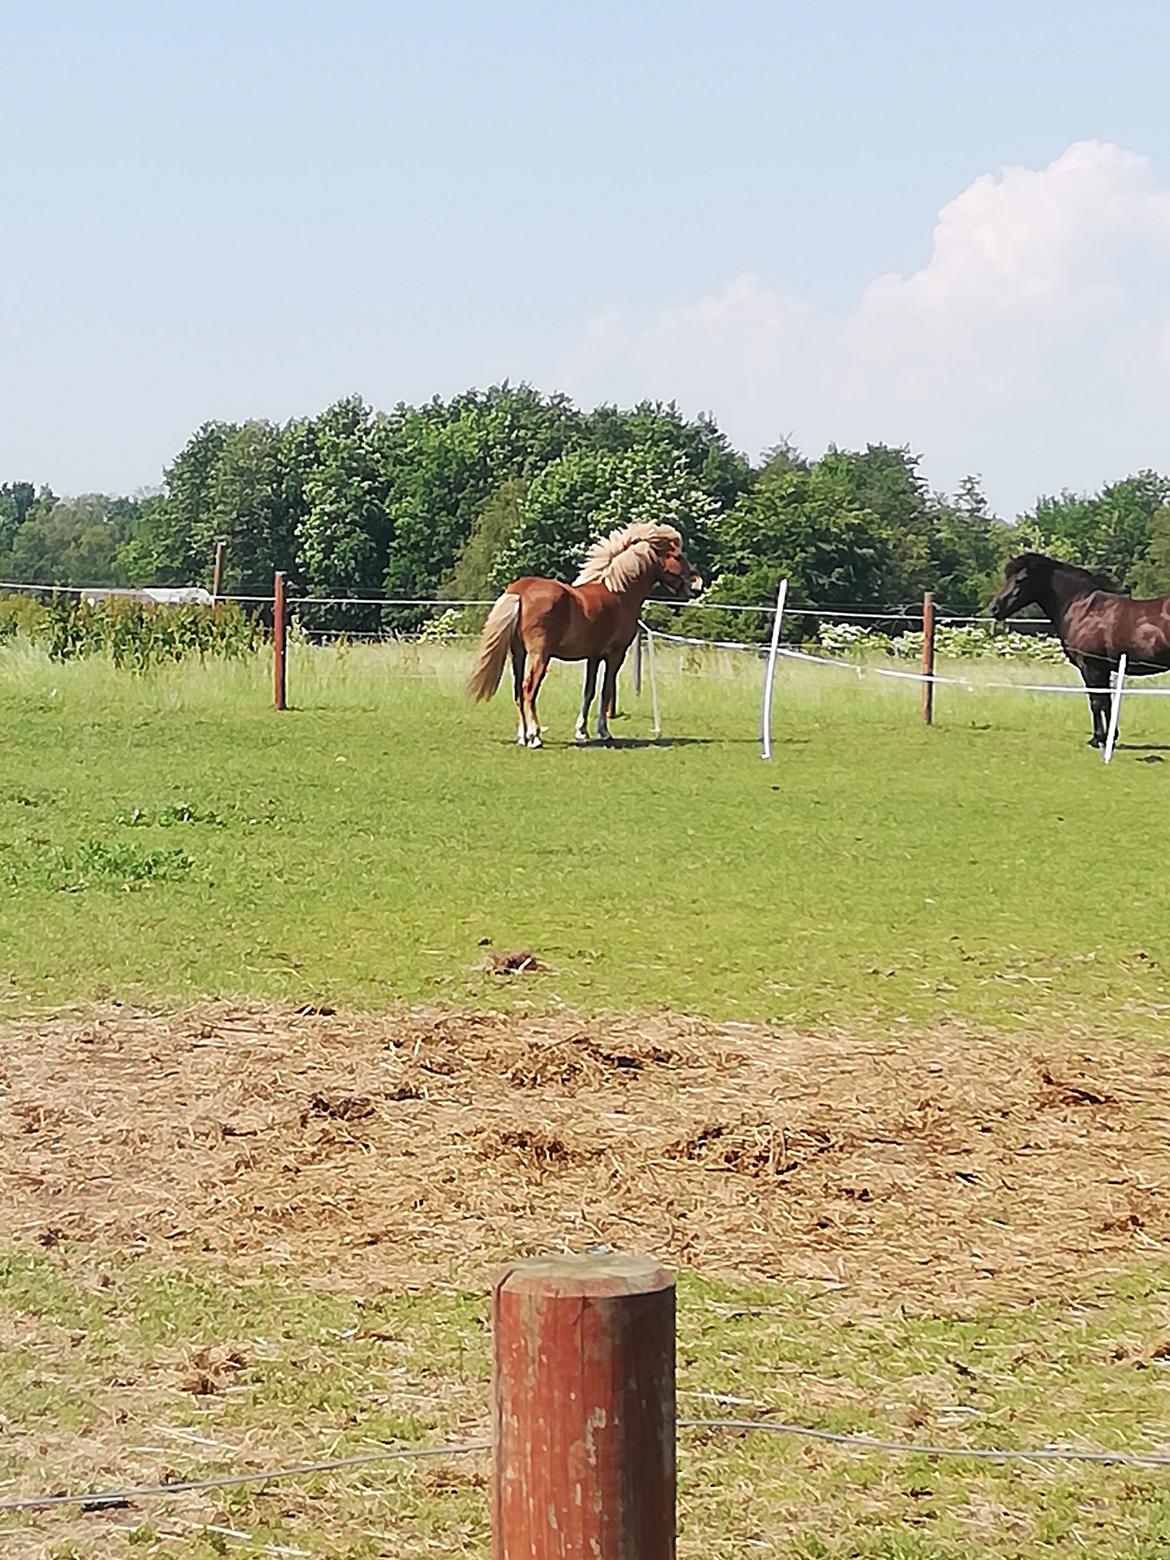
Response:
1103,653,1127,765
645,625,661,740
760,578,789,761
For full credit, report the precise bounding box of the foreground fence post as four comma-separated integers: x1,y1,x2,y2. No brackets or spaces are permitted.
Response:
273,570,287,711
921,590,935,726
492,1253,676,1560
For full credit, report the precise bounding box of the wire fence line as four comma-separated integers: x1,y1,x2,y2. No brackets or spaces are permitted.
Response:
11,571,1166,686
679,1419,1170,1467
0,575,1051,627
643,623,1170,695
6,1410,1169,1516
0,1440,491,1514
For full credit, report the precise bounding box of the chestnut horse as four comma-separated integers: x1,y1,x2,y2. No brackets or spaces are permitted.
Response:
468,522,702,747
989,551,1170,746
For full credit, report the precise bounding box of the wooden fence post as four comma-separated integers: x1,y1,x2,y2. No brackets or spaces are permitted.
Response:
921,590,935,726
273,570,287,711
211,540,227,603
492,1253,676,1559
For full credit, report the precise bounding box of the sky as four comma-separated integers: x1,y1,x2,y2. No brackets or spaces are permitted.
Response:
4,0,1170,518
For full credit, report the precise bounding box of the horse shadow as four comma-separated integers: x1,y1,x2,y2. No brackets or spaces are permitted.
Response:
500,734,766,751
594,736,745,749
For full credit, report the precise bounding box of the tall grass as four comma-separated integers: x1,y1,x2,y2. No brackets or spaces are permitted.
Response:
0,630,1142,736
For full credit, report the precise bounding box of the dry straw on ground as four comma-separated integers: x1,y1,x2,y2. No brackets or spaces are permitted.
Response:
1,1002,1167,1302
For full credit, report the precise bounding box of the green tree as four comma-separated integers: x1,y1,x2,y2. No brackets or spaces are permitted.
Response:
491,446,721,591
295,396,395,610
584,400,750,511
1017,471,1170,588
926,475,1012,611
5,493,137,585
381,412,494,610
439,477,528,603
208,421,299,593
382,385,585,618
0,481,53,556
816,444,934,597
120,422,236,586
702,459,897,637
1132,506,1170,596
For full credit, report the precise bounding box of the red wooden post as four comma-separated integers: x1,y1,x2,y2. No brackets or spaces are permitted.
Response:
492,1253,675,1560
273,570,287,711
921,589,935,726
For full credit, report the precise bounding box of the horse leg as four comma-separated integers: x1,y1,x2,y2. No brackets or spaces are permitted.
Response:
511,643,527,746
1079,664,1112,747
522,654,549,748
597,655,622,744
576,658,601,744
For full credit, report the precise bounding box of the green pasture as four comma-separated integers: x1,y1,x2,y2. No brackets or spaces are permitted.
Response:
0,638,1167,1029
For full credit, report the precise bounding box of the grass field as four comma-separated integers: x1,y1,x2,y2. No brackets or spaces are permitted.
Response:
2,639,1169,1558
1,638,1169,1029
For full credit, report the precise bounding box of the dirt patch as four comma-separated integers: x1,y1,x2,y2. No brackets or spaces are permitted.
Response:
480,948,551,975
0,1003,1167,1302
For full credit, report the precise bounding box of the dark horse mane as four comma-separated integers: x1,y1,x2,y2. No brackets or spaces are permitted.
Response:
1015,551,1127,596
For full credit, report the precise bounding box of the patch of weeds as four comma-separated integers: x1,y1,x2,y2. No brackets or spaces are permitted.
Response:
116,803,227,828
2,840,193,893
3,789,51,809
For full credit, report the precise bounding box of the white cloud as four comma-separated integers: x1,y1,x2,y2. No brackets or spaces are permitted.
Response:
556,141,1170,516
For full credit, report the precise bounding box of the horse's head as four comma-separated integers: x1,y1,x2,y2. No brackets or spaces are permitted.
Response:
653,534,703,599
989,553,1051,620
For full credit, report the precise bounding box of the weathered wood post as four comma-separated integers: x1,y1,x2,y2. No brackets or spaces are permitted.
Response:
492,1253,676,1559
273,570,287,711
211,539,227,603
921,590,935,726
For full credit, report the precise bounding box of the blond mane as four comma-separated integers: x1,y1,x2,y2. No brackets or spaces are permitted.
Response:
573,522,682,591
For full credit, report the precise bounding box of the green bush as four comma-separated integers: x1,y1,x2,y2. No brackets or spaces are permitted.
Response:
0,594,261,669
816,620,1065,663
0,594,47,641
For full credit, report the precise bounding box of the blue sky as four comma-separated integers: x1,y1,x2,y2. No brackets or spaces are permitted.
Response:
5,0,1170,516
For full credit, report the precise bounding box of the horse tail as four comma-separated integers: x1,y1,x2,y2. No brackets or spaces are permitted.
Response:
468,591,521,702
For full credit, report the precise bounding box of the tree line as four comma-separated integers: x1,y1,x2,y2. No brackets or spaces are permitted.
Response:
5,385,1170,632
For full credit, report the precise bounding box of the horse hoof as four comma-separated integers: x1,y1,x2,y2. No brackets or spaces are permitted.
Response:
527,735,543,749
574,733,588,745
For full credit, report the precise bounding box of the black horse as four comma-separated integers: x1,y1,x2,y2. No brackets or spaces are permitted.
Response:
989,552,1170,747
